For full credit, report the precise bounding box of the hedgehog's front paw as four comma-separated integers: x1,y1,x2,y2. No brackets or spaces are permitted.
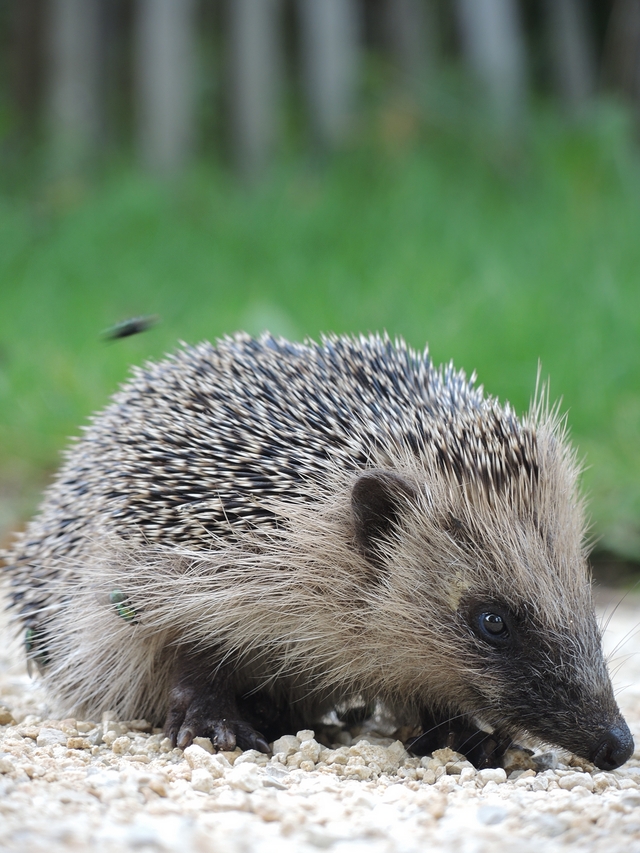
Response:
164,652,271,754
447,728,510,769
407,712,511,769
165,685,270,753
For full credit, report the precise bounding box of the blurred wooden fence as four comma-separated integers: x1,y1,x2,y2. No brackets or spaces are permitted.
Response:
2,0,639,181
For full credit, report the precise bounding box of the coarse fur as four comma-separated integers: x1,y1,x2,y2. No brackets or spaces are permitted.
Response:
2,332,633,768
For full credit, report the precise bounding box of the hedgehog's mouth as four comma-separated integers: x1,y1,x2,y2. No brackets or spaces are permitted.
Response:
511,716,635,771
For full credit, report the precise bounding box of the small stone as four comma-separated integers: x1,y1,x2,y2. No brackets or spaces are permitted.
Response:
146,776,168,797
446,760,473,775
568,755,595,772
159,737,173,753
272,735,300,757
533,751,560,772
263,775,287,790
345,762,372,780
0,755,16,774
191,767,215,793
459,767,477,783
234,749,269,767
592,773,617,792
432,748,466,765
111,736,132,755
265,763,288,780
184,744,227,778
513,769,537,785
36,728,67,748
125,719,152,732
351,741,404,775
324,747,350,766
558,772,594,792
67,737,92,750
227,762,264,792
102,730,118,748
18,726,40,740
477,767,507,785
0,707,16,726
503,746,536,774
436,774,460,792
55,718,79,736
296,729,315,742
192,737,214,754
299,738,322,764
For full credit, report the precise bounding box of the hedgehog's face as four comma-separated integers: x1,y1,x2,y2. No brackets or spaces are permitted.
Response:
453,593,633,770
351,468,634,770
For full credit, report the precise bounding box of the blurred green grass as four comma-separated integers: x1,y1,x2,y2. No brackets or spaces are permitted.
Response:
1,107,639,558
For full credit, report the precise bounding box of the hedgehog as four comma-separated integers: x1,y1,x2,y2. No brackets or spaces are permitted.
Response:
2,332,634,771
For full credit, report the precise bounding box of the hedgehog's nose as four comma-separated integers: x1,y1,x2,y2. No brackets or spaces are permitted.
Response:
590,723,634,770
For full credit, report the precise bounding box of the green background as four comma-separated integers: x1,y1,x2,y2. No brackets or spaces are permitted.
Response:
1,110,639,562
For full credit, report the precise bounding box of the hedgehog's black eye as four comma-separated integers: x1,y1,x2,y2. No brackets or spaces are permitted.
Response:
472,610,511,646
481,613,507,636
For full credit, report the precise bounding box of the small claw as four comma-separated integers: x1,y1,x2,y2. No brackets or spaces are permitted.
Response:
177,725,195,750
254,736,271,755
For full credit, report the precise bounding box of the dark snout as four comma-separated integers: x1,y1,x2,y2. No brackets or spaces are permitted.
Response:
589,722,634,770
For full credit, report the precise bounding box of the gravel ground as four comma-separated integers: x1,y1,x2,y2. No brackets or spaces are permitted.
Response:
1,592,640,853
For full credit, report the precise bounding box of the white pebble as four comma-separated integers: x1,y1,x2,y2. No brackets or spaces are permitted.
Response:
299,738,322,764
558,772,595,792
296,730,315,742
190,767,214,793
36,728,68,748
271,735,300,757
234,749,269,767
227,762,264,792
192,737,214,754
0,755,16,774
183,744,227,779
111,736,132,755
477,767,507,785
459,767,477,784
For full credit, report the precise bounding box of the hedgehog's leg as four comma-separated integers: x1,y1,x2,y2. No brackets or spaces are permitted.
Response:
164,650,271,754
236,691,303,744
408,710,511,769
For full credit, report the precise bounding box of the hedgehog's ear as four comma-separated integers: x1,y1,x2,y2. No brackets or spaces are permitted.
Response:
351,471,416,564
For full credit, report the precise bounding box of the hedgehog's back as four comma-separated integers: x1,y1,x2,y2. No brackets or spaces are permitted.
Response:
4,332,526,623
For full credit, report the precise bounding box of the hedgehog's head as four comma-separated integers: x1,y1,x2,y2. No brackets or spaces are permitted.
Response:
350,412,633,770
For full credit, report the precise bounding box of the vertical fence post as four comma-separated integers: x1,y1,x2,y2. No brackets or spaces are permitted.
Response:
603,0,640,120
455,0,528,134
46,0,104,176
546,0,596,120
228,0,282,181
298,0,362,151
382,0,437,103
134,0,197,178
